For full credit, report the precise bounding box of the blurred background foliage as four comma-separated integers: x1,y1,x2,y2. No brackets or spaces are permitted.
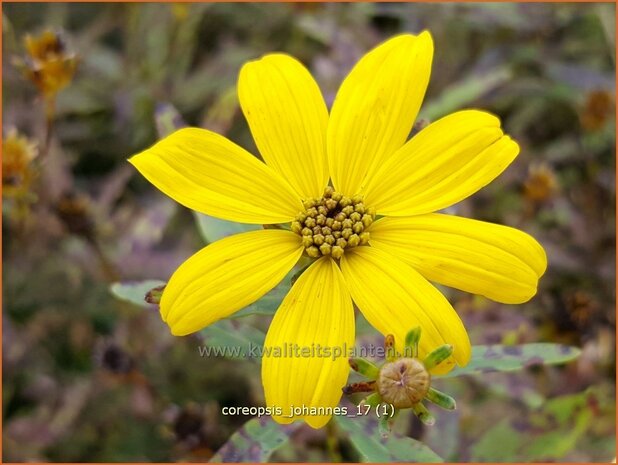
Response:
2,2,616,462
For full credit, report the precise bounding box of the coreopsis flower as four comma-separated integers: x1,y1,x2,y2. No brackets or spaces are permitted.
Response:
3,127,38,197
130,32,547,428
14,30,77,98
580,89,615,132
523,162,558,203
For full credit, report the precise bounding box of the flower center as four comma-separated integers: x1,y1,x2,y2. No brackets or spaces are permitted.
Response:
291,186,375,259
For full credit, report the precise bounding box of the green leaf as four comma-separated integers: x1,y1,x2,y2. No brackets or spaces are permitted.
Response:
154,102,186,138
110,280,166,308
336,415,443,463
470,389,603,461
199,320,265,363
231,281,289,319
419,67,511,121
210,416,300,463
193,211,261,244
440,343,581,378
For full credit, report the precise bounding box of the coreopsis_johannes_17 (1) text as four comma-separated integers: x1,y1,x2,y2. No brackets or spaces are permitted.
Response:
129,31,547,428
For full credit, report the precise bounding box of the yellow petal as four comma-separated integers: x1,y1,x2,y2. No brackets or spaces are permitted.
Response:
239,54,329,199
263,257,354,428
340,246,470,374
363,110,520,216
129,128,303,224
328,32,433,195
161,230,303,335
369,214,547,304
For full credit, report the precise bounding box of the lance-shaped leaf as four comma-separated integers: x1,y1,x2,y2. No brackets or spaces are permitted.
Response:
210,416,301,463
194,211,261,244
336,415,443,463
230,275,292,319
199,320,265,364
439,343,581,379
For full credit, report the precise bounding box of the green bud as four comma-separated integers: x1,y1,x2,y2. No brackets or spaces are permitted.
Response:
313,234,325,246
302,236,314,247
317,205,328,216
336,238,347,248
325,218,334,228
342,228,352,240
316,214,326,225
359,232,370,245
333,230,342,239
332,192,343,202
306,207,318,217
362,214,373,227
301,227,312,236
305,217,316,228
353,222,364,234
354,204,365,214
342,218,353,229
321,226,332,236
323,186,334,198
332,220,342,231
349,358,380,379
423,344,454,371
303,199,316,209
324,235,335,245
426,387,456,410
349,211,361,222
351,194,363,204
334,212,346,222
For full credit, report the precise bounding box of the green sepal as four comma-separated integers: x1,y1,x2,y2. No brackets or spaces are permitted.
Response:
405,326,422,358
412,402,435,426
424,344,454,371
378,415,391,439
426,387,456,410
362,392,382,408
349,358,380,380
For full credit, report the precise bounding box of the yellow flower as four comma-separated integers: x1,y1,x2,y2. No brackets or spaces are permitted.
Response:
3,127,38,197
14,30,77,98
129,32,547,428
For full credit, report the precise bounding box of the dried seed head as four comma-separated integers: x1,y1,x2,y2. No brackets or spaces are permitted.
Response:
377,358,431,409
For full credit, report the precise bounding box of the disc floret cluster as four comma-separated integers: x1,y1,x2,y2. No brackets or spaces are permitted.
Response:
291,186,376,259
